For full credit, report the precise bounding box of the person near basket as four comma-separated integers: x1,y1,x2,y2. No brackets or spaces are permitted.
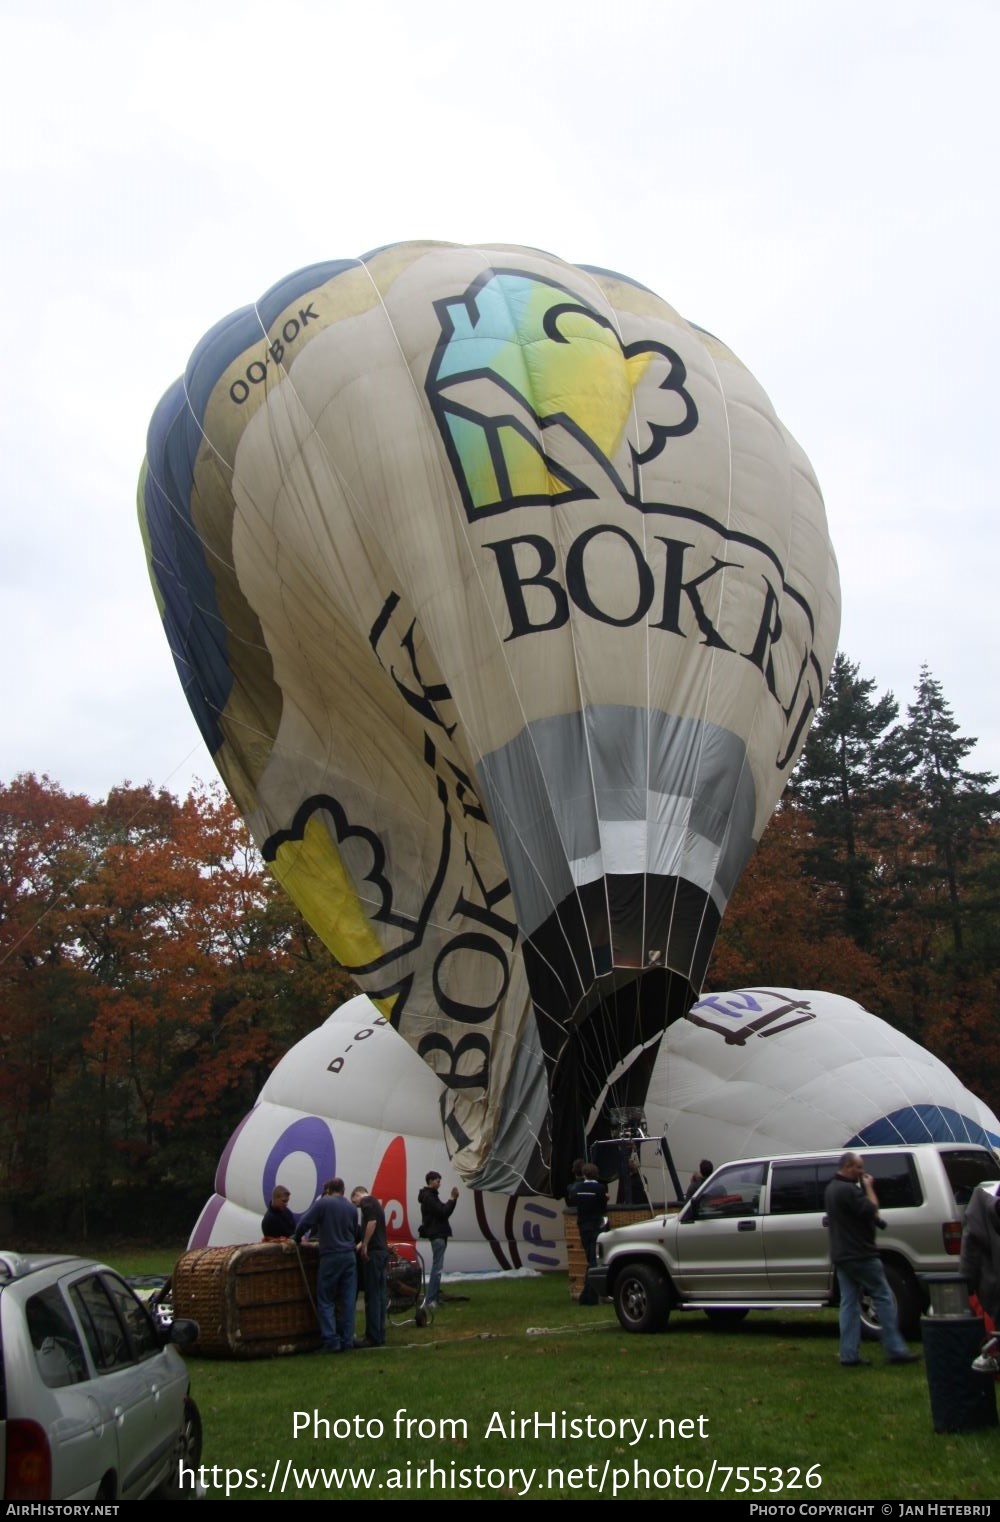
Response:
261,1185,296,1240
418,1171,458,1310
292,1178,361,1353
574,1163,608,1305
351,1186,389,1348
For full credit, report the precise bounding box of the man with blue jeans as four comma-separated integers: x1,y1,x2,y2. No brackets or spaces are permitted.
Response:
293,1179,360,1352
825,1153,920,1368
418,1171,458,1309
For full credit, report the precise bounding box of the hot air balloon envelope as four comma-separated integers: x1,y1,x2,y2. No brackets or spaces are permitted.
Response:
140,243,840,1190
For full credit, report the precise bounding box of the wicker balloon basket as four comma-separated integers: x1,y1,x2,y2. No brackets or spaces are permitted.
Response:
172,1242,321,1359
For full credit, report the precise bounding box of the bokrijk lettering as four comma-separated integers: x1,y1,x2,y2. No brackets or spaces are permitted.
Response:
484,524,821,767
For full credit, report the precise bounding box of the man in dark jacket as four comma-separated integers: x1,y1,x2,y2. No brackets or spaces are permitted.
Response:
825,1153,918,1368
574,1164,608,1266
960,1182,1000,1371
418,1171,458,1309
351,1186,389,1347
293,1178,360,1352
261,1185,296,1239
574,1164,608,1306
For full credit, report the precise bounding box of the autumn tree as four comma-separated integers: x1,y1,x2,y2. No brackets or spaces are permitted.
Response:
707,802,889,1010
0,777,100,1197
0,775,353,1237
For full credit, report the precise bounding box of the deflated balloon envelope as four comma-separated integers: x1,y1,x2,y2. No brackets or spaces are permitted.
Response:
139,241,840,1192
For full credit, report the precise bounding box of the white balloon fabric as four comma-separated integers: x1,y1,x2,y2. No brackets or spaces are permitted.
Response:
644,987,1000,1181
189,995,564,1272
191,988,999,1272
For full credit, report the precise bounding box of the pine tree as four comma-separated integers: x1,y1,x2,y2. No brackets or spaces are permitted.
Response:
894,666,999,962
791,652,900,949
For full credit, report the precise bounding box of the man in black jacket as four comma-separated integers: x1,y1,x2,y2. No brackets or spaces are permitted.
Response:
825,1153,919,1368
574,1164,608,1306
418,1171,458,1309
352,1186,389,1347
960,1182,1000,1372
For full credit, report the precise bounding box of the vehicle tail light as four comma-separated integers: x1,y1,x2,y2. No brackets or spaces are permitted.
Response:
5,1419,52,1500
942,1221,962,1256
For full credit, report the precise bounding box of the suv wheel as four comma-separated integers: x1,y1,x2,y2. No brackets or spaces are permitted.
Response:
860,1262,921,1342
613,1264,671,1334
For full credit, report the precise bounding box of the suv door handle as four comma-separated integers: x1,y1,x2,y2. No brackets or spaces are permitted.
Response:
737,1220,756,1231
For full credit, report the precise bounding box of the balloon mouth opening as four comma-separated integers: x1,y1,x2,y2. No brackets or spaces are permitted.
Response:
584,1035,667,1136
544,965,696,1189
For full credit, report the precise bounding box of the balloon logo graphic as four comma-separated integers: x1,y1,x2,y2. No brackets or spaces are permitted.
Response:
140,242,840,1191
371,1135,414,1244
426,270,698,515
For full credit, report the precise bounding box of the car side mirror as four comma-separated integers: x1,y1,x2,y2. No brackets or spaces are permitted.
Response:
167,1317,200,1348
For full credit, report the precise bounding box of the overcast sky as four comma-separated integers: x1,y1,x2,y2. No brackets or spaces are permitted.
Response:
2,0,997,801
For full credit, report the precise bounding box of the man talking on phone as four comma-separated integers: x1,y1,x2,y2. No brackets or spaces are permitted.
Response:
825,1152,920,1368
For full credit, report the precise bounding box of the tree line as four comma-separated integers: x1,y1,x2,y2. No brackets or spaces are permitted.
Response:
711,658,999,1103
1,657,996,1238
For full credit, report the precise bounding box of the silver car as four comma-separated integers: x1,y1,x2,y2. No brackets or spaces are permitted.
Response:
594,1143,1000,1336
0,1251,201,1501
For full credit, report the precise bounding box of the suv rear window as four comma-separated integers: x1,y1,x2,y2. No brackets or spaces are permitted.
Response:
941,1149,1000,1206
768,1154,922,1213
863,1153,922,1209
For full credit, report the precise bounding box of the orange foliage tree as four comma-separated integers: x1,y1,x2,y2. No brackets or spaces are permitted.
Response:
707,803,890,1011
0,776,353,1236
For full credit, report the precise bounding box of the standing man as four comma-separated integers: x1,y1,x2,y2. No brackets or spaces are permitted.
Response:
960,1181,1000,1371
574,1163,608,1304
824,1152,919,1368
418,1171,458,1310
351,1186,389,1348
292,1178,360,1353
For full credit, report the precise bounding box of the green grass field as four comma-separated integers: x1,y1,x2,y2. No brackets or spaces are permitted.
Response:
98,1246,1000,1502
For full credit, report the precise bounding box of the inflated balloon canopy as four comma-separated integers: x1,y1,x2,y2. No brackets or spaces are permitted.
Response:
139,242,840,1191
191,990,1000,1262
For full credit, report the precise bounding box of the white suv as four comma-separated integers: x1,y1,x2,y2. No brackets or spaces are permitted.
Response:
0,1251,201,1501
592,1143,1000,1338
